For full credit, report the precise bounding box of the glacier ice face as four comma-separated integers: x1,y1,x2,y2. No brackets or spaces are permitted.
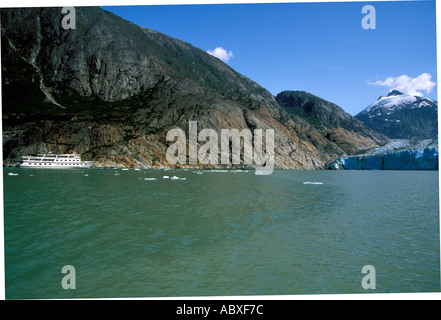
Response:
325,140,438,170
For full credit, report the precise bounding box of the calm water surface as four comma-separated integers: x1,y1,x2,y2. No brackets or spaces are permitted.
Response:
3,168,440,298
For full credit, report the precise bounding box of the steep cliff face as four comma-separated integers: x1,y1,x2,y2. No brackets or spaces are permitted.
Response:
2,7,385,169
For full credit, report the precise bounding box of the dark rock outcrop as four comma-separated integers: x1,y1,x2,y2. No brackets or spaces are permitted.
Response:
275,90,390,154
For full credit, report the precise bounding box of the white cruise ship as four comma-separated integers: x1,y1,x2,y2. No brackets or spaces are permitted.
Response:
17,152,94,169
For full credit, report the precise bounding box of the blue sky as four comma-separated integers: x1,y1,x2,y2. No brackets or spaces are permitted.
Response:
102,1,437,115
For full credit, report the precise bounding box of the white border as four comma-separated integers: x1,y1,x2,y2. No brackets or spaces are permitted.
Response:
0,0,440,301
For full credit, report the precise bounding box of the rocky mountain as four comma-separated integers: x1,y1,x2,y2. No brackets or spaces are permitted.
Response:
2,6,388,169
355,90,438,140
275,91,390,154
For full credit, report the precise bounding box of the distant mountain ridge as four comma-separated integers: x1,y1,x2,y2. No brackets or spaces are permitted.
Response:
355,90,438,140
275,90,390,154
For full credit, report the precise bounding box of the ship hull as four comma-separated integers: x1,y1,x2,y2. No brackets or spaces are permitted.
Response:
16,153,94,169
18,161,95,169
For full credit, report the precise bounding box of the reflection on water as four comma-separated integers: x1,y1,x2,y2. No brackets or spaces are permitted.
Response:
3,168,440,298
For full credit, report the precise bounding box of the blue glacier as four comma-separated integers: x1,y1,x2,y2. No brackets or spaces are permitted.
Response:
325,140,438,170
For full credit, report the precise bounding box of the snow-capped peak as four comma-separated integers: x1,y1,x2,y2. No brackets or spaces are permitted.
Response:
355,90,438,140
365,92,418,113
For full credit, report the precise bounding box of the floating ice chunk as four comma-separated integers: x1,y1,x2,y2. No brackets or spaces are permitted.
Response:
122,168,129,171
83,174,89,177
8,173,18,176
303,182,323,185
163,176,170,179
171,176,180,180
180,178,187,180
144,178,157,181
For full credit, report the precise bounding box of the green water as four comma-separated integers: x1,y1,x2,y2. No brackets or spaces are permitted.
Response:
3,168,440,299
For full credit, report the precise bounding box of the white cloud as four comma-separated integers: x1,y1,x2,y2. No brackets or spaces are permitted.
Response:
369,73,436,97
207,47,234,63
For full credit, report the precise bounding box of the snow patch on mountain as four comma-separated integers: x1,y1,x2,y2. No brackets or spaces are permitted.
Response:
366,95,417,112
